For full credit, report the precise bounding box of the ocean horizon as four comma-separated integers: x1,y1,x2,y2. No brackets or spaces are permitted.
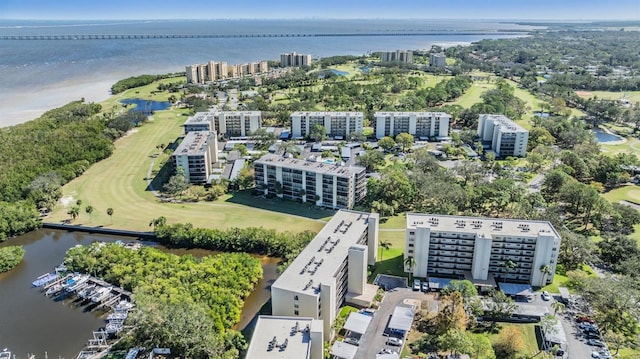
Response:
0,19,537,127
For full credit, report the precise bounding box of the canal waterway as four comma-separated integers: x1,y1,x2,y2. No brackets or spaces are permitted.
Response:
0,229,279,359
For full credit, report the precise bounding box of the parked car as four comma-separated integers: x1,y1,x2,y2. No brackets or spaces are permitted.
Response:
421,281,429,292
541,291,551,301
576,316,595,323
343,337,359,346
587,339,605,347
412,279,421,291
584,333,601,340
378,348,393,354
386,337,403,346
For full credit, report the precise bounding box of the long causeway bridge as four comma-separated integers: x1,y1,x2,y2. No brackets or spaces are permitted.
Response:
0,31,526,41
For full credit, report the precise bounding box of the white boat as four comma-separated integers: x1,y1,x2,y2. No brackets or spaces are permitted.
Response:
78,284,97,299
66,275,90,292
46,283,63,296
91,287,113,303
114,300,134,311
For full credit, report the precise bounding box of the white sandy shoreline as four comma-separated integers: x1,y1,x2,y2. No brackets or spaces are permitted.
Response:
0,78,119,127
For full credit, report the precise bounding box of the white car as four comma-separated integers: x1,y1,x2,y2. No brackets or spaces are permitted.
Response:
541,291,551,301
412,279,421,291
386,337,403,346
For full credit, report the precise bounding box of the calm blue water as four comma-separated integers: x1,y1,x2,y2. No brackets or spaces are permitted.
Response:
329,69,350,76
593,129,623,143
0,19,538,126
120,98,170,113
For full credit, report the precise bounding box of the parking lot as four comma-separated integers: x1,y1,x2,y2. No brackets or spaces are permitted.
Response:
354,286,436,359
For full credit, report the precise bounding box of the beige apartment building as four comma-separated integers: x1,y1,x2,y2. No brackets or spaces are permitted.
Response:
183,110,261,137
271,210,379,338
185,60,268,84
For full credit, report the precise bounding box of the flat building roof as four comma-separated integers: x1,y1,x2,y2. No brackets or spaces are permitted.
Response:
291,111,363,117
255,154,365,177
481,114,528,133
374,111,450,118
173,131,212,156
245,316,319,359
406,213,560,239
272,210,373,294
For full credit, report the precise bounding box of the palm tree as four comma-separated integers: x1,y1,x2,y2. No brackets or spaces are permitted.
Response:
106,208,114,224
67,206,80,222
404,255,416,283
503,260,516,283
551,301,565,315
85,205,94,223
540,264,552,287
378,239,391,261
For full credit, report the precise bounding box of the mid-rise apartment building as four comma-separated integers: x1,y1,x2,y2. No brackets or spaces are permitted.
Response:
171,131,219,184
254,154,367,209
291,111,363,139
374,111,451,139
183,111,214,133
185,60,268,84
430,53,447,68
380,50,413,64
246,316,324,359
213,111,261,137
404,214,561,287
477,114,529,157
183,111,261,137
281,52,312,67
271,210,379,338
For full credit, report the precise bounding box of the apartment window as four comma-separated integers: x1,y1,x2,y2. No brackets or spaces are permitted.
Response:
294,303,299,308
408,243,414,248
294,295,299,301
294,310,299,316
409,231,415,235
408,250,414,254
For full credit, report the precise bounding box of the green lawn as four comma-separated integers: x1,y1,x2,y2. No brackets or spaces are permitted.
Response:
448,82,496,108
575,90,640,103
602,184,640,204
48,94,328,233
599,136,640,156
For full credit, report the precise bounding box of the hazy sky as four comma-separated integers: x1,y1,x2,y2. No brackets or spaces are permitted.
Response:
1,0,638,20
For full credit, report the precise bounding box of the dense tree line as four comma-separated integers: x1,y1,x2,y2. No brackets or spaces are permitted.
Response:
153,222,316,267
0,101,123,239
110,73,184,94
0,245,25,272
65,243,262,358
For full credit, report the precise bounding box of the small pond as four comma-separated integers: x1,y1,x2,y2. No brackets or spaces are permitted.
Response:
593,129,623,143
120,98,170,113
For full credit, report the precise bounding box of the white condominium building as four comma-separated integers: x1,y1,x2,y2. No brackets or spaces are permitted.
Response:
291,111,363,139
171,131,219,184
405,214,561,287
374,111,451,139
212,111,261,137
281,52,312,67
430,53,447,68
380,50,413,64
271,210,379,338
184,111,261,137
477,114,529,157
254,154,367,209
183,111,214,133
246,316,324,359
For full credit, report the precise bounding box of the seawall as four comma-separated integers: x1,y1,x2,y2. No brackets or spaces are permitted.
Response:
42,222,156,239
